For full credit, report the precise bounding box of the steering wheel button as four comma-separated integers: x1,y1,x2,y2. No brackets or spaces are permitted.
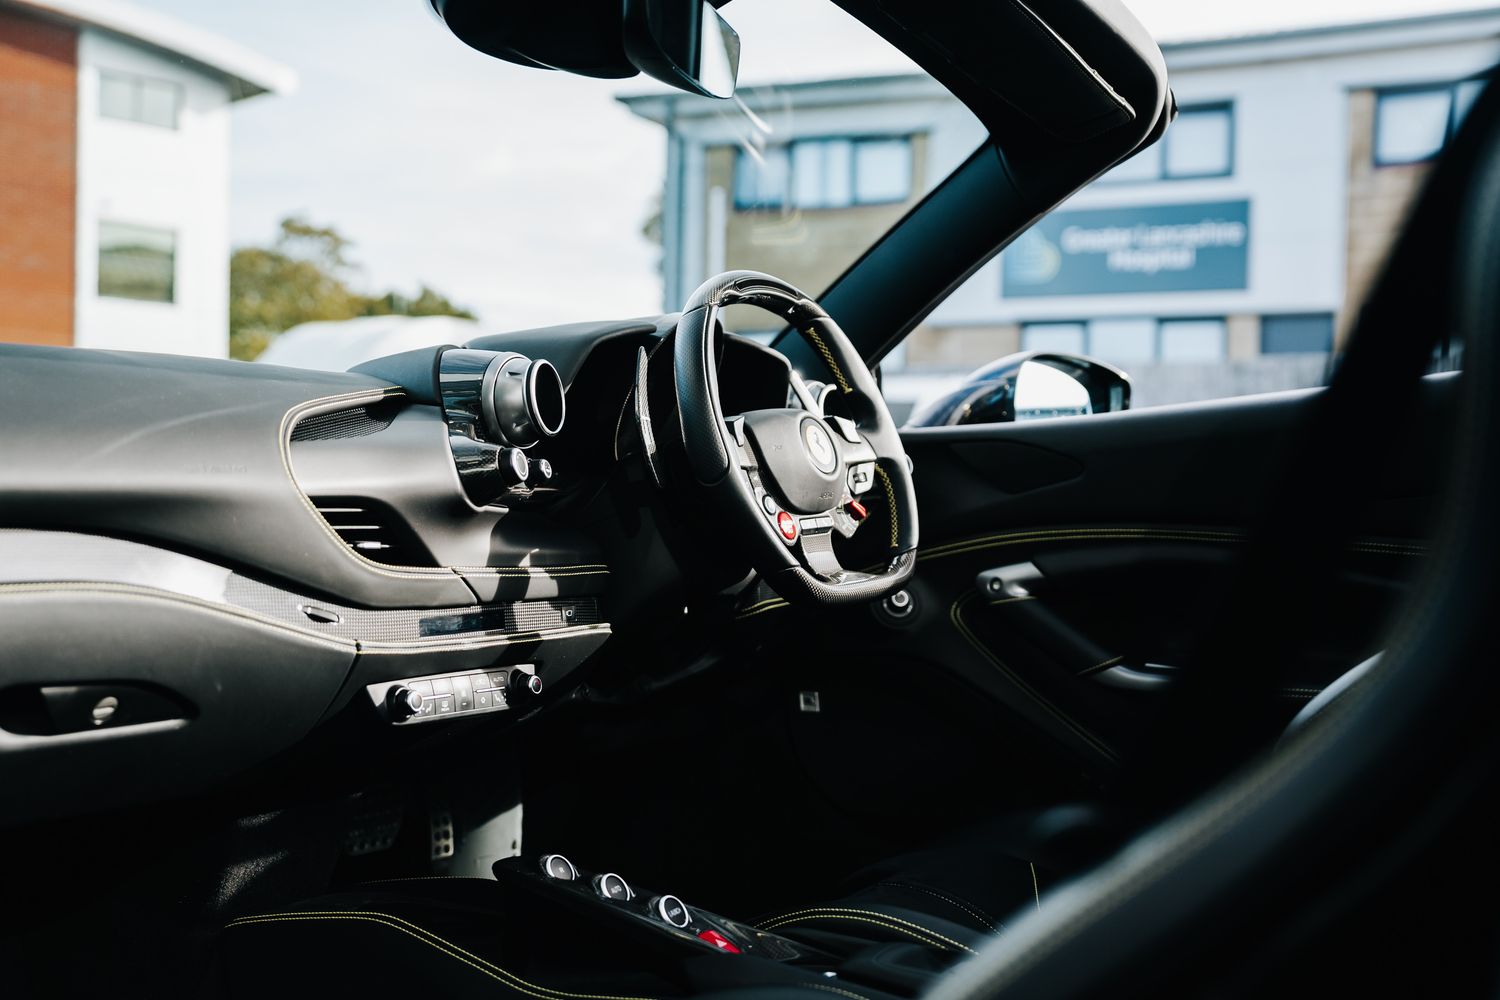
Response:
761,493,779,515
847,500,868,521
776,511,798,541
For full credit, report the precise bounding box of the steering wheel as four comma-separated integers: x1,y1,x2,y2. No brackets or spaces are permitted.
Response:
672,270,918,605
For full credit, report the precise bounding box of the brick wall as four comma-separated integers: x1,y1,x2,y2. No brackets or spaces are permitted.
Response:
0,6,77,347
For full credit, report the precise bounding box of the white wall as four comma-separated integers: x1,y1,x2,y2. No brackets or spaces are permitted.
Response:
74,28,232,358
932,33,1500,328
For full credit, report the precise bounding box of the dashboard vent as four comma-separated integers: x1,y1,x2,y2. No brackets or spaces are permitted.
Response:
312,496,437,566
292,400,400,442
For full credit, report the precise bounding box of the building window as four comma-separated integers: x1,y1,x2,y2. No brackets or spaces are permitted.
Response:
98,222,176,303
1159,318,1227,362
99,71,182,129
1103,103,1234,183
735,136,913,210
1261,314,1334,354
1022,317,1227,363
1374,80,1487,166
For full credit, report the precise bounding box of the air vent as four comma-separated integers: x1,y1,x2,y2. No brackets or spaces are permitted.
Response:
292,400,400,442
312,496,437,566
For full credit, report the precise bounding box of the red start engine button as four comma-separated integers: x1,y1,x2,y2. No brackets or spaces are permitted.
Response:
776,511,798,541
697,930,742,954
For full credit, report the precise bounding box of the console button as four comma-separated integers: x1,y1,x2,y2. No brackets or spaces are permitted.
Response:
431,677,453,696
540,854,577,881
487,671,510,690
652,894,691,928
433,695,455,716
453,675,474,712
593,872,634,901
386,686,424,721
475,689,494,710
697,930,741,954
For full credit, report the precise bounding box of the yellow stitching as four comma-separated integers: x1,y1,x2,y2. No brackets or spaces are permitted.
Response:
803,326,851,393
1030,864,1041,912
738,597,786,614
358,623,611,654
735,600,789,620
919,527,1428,563
805,985,876,1000
758,915,949,952
950,594,1118,761
921,528,1245,562
0,582,356,652
224,911,656,1000
753,907,974,953
871,882,996,932
758,912,973,954
987,595,1035,606
1078,655,1125,677
874,465,899,549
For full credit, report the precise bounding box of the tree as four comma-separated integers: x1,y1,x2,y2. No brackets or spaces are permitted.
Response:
229,216,475,361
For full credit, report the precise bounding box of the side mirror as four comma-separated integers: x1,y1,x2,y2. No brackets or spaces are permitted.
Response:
624,0,740,99
904,352,1131,427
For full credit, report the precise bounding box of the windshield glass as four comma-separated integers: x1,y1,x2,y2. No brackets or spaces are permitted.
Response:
1,0,979,370
2,0,1488,416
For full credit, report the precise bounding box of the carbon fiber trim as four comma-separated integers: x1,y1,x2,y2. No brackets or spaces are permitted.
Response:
290,401,399,441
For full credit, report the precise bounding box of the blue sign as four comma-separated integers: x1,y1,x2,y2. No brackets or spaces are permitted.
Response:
1002,199,1250,297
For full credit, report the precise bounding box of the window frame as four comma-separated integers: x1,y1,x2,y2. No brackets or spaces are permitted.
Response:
97,220,178,304
733,133,916,212
1098,102,1235,185
98,69,183,130
1372,78,1486,168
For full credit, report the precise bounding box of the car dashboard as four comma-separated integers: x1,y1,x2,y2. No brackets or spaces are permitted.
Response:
0,315,770,828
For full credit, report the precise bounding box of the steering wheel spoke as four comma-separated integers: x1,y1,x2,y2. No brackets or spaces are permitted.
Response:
673,270,918,606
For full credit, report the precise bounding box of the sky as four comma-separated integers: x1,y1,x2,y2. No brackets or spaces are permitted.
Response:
132,0,1500,330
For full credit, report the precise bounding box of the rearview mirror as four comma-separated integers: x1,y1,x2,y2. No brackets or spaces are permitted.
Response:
624,0,740,99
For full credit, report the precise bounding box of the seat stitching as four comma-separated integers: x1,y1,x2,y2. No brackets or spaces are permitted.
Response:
950,593,1119,761
805,984,876,1000
224,911,656,1000
1077,655,1125,678
803,326,852,393
758,913,973,954
869,882,997,931
752,907,974,952
1029,864,1042,912
735,599,790,620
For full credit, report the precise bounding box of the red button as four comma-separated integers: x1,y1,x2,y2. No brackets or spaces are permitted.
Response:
776,511,798,540
847,499,868,521
697,929,742,954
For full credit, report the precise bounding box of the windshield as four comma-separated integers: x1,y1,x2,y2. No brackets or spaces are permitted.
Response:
0,0,979,370
2,0,1490,412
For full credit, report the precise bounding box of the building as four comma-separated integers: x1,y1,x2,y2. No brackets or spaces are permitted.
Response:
622,7,1500,411
0,0,292,357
